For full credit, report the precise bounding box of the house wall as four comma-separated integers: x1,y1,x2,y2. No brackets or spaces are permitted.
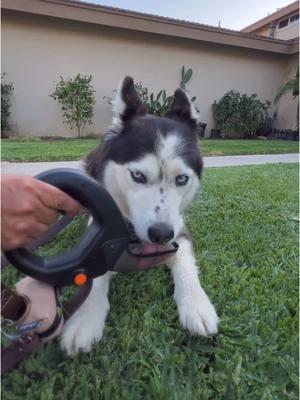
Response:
253,16,299,40
254,26,271,37
276,22,299,40
1,10,297,137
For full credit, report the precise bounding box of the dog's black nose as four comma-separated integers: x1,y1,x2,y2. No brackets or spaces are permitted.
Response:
148,223,174,244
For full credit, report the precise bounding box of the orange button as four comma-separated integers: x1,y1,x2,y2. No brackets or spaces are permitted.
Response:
74,272,88,286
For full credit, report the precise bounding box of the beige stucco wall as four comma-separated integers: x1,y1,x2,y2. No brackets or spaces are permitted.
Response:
1,10,297,137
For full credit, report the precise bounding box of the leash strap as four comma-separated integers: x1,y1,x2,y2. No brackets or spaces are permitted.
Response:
62,281,93,321
1,333,43,374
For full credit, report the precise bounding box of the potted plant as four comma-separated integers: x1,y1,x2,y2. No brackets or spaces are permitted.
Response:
196,122,207,138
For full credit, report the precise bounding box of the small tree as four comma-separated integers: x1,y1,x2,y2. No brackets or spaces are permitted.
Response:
1,74,14,138
50,74,96,137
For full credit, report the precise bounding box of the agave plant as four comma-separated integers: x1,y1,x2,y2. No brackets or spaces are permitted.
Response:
274,66,299,127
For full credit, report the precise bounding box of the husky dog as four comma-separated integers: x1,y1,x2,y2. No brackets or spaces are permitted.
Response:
61,77,219,356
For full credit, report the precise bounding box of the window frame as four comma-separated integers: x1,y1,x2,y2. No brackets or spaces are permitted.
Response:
278,18,289,30
277,13,299,30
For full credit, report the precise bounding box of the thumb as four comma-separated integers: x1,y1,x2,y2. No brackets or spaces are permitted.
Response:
37,180,81,217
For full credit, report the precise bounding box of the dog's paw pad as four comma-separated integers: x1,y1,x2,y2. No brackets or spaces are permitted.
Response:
178,291,219,336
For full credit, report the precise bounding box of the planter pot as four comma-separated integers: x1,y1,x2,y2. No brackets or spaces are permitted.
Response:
211,129,221,139
270,130,299,140
287,131,299,141
272,130,286,140
197,122,207,138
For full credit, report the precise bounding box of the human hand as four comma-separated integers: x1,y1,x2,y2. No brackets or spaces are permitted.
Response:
1,175,81,250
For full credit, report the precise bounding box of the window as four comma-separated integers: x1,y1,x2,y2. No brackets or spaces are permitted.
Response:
278,18,288,29
290,14,299,24
278,14,299,30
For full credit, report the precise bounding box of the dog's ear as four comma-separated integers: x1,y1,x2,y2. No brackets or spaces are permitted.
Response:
165,89,200,128
112,76,147,128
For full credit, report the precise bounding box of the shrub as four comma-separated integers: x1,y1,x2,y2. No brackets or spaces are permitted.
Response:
50,74,96,137
213,90,271,138
1,74,14,137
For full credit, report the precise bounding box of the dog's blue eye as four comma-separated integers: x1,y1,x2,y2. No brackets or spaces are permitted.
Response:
175,175,189,186
130,170,147,184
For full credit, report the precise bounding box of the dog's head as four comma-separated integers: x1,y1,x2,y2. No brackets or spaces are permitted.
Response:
86,77,203,244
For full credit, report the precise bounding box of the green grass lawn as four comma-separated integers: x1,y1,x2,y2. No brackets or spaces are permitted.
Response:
1,138,299,162
2,164,299,400
200,139,299,157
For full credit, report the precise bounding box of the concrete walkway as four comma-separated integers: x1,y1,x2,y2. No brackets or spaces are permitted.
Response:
1,153,299,175
204,153,299,167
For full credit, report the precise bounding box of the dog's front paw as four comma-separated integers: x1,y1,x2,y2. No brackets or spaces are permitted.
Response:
61,301,109,357
177,288,219,336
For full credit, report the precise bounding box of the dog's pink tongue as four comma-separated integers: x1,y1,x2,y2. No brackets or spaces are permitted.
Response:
141,243,169,255
136,243,174,269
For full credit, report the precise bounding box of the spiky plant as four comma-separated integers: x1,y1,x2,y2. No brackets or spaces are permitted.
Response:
274,66,299,127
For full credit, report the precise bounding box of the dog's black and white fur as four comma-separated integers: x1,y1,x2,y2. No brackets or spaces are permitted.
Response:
61,77,219,356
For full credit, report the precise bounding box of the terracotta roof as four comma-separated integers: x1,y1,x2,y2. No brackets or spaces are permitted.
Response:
241,1,299,32
2,0,298,54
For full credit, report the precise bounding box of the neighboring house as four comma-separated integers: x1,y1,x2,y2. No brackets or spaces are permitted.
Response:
242,1,299,40
1,0,299,137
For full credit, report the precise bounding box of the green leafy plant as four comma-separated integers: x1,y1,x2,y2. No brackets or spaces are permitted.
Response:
274,66,299,102
104,66,198,116
134,83,174,116
50,74,96,137
1,74,14,137
274,66,299,127
213,90,271,138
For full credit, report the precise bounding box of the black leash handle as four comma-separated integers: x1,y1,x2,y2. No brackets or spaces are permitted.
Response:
1,214,73,270
4,169,129,286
